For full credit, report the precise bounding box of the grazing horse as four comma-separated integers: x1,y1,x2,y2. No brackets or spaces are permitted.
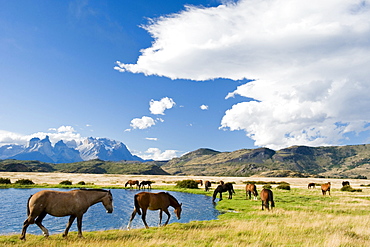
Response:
212,183,235,202
125,180,139,189
246,184,258,200
342,181,350,187
308,183,316,189
195,180,203,186
20,189,113,240
204,181,212,191
321,182,331,196
260,188,275,211
127,192,182,229
139,181,153,189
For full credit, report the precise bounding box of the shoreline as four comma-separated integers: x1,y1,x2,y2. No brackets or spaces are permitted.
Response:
1,172,369,189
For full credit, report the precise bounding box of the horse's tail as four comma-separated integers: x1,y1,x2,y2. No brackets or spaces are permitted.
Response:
26,194,33,216
134,194,141,215
269,191,275,208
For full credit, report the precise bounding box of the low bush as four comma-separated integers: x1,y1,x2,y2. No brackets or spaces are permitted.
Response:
15,179,34,185
262,184,272,189
59,180,72,185
277,183,291,190
77,181,86,185
341,185,362,192
175,180,199,189
0,177,11,184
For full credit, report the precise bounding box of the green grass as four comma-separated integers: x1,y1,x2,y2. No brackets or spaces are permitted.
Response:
2,185,370,246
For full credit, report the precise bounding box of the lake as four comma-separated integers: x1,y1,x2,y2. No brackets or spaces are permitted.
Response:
0,188,220,235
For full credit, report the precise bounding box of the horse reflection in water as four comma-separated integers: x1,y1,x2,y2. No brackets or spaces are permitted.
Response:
127,192,182,229
20,189,113,240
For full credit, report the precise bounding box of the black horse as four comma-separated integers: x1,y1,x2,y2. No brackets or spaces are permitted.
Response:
139,181,153,189
212,183,235,202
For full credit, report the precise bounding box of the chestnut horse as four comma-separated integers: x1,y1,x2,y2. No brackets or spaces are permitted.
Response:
125,180,139,189
260,188,275,211
246,184,258,200
20,189,113,240
212,183,235,202
321,182,331,196
195,180,203,186
308,183,316,189
139,181,153,189
127,192,182,229
204,181,212,191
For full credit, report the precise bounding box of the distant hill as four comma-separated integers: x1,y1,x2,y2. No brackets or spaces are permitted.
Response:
160,145,370,179
1,144,370,178
0,159,169,175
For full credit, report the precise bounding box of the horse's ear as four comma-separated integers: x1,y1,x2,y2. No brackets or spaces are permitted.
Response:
180,203,182,206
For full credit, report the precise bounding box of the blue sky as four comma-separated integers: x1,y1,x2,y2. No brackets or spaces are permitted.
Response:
1,0,370,160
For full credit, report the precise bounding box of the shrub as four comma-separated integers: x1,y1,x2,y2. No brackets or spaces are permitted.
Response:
77,181,86,185
341,185,362,192
262,184,272,190
175,180,199,189
277,183,291,190
0,177,11,184
59,180,72,185
15,179,34,185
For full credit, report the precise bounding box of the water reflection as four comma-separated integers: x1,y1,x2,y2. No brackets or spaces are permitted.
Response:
0,188,219,235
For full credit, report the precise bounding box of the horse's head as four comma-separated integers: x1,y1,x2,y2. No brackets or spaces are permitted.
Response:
174,203,182,220
102,190,114,214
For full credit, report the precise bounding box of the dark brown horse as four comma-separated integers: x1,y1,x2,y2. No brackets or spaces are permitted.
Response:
212,183,235,202
204,181,212,191
127,192,182,229
260,188,275,211
308,183,316,189
342,181,350,187
125,180,139,189
246,184,258,200
20,189,113,240
195,180,203,186
321,182,331,196
139,181,153,189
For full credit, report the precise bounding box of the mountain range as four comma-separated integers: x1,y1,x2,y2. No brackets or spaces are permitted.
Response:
0,136,143,163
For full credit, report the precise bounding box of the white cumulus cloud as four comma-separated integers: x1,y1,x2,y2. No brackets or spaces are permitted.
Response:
130,116,156,130
149,97,176,115
116,0,370,149
200,104,209,110
135,147,180,160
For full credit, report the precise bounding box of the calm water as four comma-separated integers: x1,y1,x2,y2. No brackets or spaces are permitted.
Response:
0,188,219,235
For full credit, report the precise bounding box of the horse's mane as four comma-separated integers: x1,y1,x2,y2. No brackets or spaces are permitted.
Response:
165,192,180,206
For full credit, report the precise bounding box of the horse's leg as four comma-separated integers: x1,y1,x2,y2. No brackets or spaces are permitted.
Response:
35,211,49,238
228,190,232,199
20,216,35,240
62,215,76,238
159,209,163,226
163,208,171,226
76,215,84,238
141,209,149,229
127,209,137,230
219,192,223,201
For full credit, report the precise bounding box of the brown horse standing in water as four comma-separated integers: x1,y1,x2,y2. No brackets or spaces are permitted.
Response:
321,182,331,196
212,183,235,202
204,181,212,191
125,180,139,189
260,188,275,211
246,184,258,200
127,192,182,229
20,189,113,240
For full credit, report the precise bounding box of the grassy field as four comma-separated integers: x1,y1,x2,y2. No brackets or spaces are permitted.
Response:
1,183,370,246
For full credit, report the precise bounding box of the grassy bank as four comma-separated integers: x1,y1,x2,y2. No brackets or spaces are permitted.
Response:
1,185,370,246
